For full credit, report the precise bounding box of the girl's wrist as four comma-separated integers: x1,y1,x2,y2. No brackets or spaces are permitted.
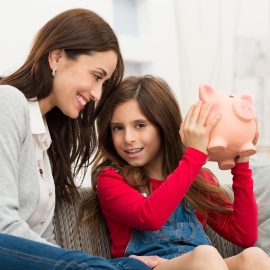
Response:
235,156,250,163
186,147,208,158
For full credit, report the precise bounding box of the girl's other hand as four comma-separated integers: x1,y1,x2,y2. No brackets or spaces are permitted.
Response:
180,101,221,155
235,118,259,163
253,117,259,146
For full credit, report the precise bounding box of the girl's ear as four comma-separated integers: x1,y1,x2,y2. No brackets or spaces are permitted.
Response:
48,49,63,70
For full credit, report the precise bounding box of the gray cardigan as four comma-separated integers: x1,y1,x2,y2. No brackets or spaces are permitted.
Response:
0,85,55,245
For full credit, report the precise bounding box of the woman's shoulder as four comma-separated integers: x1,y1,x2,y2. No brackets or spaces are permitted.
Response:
0,84,24,96
0,85,30,127
0,85,28,108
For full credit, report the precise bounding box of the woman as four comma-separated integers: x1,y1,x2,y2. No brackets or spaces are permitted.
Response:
0,8,164,270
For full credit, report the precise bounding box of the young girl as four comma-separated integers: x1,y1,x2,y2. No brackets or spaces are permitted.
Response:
80,75,270,269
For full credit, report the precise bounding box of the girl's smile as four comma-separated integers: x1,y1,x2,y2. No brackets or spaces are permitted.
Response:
124,147,144,157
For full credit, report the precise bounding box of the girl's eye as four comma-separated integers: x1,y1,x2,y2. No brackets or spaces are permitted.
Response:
136,123,146,128
228,94,234,98
112,126,122,132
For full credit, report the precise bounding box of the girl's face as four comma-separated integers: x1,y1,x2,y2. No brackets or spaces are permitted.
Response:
110,99,164,179
41,50,117,118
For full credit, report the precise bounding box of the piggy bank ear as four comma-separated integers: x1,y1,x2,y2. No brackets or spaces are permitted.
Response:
241,94,253,105
199,84,216,103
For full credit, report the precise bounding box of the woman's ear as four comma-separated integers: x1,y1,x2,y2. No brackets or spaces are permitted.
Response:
48,49,63,70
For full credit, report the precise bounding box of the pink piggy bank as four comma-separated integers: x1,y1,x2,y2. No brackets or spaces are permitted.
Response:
199,84,257,170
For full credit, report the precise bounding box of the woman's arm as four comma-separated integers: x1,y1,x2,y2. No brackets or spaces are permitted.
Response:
0,86,55,245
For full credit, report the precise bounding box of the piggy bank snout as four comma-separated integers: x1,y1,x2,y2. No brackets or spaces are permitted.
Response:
232,99,254,121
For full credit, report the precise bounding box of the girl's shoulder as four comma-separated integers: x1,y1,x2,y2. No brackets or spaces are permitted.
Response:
100,166,122,177
97,167,125,189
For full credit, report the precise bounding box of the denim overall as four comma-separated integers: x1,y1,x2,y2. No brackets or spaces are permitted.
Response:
125,199,212,259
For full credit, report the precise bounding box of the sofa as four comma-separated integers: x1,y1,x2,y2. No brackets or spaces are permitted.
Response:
53,186,244,259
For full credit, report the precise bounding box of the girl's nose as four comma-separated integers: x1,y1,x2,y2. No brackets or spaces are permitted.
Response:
124,129,136,143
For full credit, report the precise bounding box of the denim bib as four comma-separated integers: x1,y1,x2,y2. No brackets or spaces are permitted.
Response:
125,199,212,259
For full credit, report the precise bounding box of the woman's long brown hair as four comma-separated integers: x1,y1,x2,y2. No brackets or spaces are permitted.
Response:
0,8,124,202
79,75,233,254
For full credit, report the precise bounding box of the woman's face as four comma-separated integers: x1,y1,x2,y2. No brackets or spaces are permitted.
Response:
42,50,117,118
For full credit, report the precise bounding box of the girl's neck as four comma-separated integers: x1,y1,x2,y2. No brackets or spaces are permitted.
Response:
144,151,166,180
147,167,166,181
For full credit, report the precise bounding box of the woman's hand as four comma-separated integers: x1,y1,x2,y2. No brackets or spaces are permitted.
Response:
180,101,221,155
129,255,167,268
235,118,259,163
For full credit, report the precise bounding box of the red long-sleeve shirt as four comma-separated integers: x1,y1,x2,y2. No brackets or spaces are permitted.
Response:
97,147,258,258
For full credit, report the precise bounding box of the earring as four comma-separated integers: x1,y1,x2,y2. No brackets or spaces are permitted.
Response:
52,68,56,77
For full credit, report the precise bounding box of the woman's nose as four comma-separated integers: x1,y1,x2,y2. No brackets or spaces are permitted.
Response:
90,85,102,101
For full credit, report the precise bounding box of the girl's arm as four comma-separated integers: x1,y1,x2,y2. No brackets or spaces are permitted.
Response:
98,148,207,231
206,161,258,248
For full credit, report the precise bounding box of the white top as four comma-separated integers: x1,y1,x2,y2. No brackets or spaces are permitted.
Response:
27,100,55,236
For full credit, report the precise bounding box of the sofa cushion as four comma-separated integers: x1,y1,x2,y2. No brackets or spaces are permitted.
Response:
53,187,112,259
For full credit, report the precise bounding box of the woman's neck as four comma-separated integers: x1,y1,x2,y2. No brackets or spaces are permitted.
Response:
38,97,54,116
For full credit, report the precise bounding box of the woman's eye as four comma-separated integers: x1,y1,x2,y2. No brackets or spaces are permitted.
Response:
228,94,234,98
94,75,102,82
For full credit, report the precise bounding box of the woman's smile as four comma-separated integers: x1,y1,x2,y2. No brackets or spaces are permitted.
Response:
76,94,88,108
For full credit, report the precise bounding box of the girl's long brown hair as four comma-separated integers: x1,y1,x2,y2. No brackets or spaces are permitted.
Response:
0,8,124,202
79,75,233,253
